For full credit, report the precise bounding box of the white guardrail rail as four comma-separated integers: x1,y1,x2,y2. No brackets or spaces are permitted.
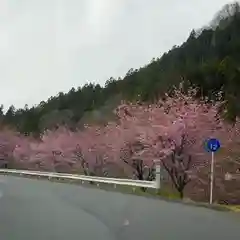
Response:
0,162,161,190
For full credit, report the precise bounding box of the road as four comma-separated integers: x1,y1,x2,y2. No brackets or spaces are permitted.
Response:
0,176,239,240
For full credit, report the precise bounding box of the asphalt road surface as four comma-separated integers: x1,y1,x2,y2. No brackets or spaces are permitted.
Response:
0,176,239,240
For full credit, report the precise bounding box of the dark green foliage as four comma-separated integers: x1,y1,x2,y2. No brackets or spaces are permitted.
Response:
2,2,240,133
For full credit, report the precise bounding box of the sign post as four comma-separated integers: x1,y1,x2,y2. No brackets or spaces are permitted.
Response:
206,138,220,204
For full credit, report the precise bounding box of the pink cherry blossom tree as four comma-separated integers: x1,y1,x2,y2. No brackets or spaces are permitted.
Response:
113,85,240,198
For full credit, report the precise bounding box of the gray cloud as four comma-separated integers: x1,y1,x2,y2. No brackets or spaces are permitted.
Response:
0,0,233,109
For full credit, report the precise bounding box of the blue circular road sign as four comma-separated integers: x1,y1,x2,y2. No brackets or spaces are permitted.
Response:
206,138,221,152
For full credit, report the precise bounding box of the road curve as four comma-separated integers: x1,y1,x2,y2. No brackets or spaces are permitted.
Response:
0,176,239,240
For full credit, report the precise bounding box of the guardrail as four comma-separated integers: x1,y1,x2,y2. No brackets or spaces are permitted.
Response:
0,161,161,190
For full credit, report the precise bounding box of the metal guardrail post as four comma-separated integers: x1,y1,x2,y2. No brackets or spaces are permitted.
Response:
154,160,161,190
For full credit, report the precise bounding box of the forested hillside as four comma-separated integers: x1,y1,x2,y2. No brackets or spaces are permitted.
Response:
2,2,240,135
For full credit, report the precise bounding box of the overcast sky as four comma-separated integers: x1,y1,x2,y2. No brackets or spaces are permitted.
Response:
0,0,234,109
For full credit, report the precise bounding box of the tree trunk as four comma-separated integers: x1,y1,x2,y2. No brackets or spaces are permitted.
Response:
179,190,184,199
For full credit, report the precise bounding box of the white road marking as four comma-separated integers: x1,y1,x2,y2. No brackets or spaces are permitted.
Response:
123,219,129,226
